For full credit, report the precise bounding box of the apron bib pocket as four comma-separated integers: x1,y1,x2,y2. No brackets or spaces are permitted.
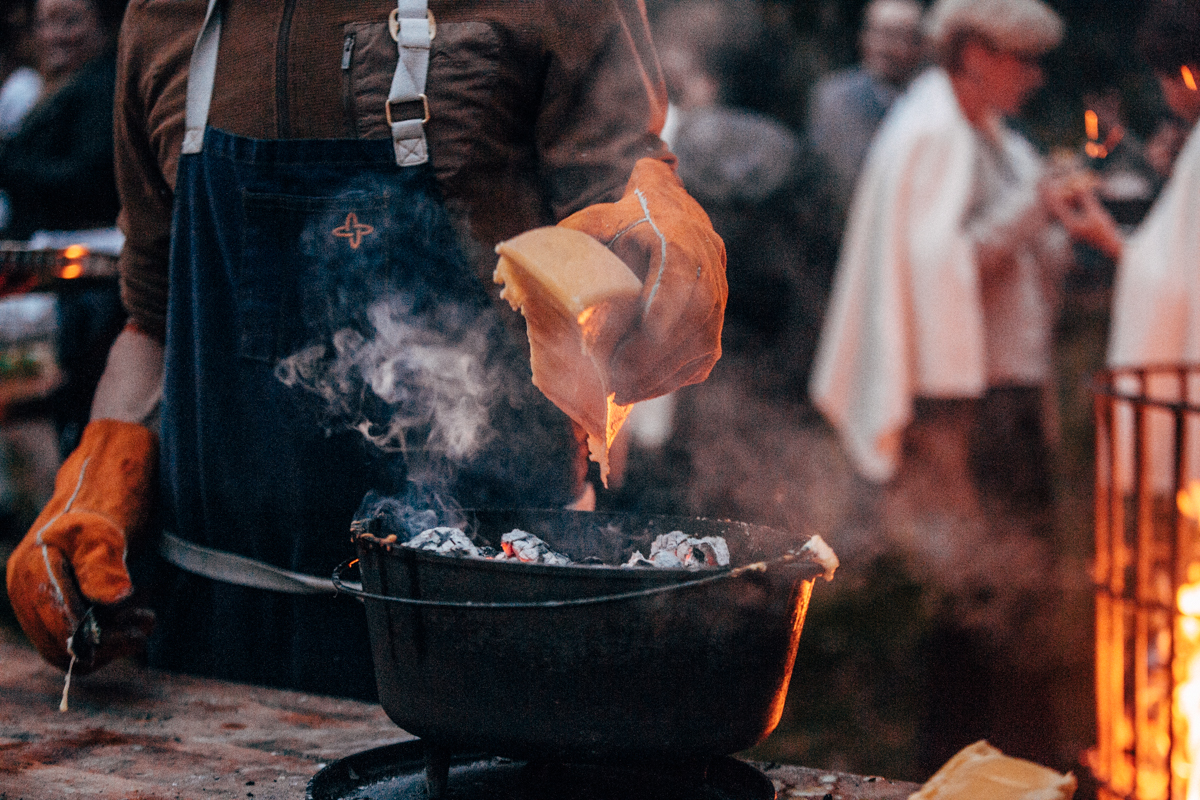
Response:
239,190,392,362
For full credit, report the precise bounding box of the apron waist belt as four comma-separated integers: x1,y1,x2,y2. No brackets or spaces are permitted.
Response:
158,531,356,595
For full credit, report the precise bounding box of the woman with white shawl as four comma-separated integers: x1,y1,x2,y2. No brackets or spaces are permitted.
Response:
809,0,1095,771
811,0,1089,543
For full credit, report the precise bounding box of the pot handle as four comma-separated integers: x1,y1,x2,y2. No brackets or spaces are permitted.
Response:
331,543,831,609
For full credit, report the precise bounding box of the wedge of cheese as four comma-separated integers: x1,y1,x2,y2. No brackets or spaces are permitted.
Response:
909,741,1076,800
494,227,643,486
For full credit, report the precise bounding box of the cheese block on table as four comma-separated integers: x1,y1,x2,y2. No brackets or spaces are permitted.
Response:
909,741,1076,800
493,226,643,486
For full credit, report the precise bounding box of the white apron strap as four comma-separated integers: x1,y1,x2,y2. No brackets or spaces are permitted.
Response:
387,0,433,166
181,0,434,168
181,0,221,155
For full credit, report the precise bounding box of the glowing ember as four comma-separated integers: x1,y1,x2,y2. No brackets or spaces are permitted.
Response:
625,531,731,569
59,263,83,280
62,244,87,260
499,530,571,565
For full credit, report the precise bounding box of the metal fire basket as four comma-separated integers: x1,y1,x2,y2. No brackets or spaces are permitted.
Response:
1091,365,1200,800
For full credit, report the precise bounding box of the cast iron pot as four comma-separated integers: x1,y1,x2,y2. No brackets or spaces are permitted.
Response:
334,508,832,765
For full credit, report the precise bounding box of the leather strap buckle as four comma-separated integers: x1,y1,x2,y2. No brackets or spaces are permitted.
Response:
386,93,431,126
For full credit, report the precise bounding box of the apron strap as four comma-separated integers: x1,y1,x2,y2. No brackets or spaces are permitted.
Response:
181,0,221,155
181,0,433,167
388,0,433,167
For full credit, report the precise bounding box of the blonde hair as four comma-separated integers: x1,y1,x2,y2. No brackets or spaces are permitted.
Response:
926,0,1064,67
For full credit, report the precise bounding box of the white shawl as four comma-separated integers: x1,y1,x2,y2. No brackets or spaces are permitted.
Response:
810,69,986,483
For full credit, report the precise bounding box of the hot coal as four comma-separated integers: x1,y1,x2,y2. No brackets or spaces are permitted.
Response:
397,525,729,570
625,532,731,569
403,527,493,558
497,530,572,565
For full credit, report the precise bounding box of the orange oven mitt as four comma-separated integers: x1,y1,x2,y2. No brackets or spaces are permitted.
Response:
6,419,158,673
558,157,727,404
495,158,727,484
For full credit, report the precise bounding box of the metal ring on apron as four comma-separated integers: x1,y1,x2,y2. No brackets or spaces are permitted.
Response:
390,8,436,41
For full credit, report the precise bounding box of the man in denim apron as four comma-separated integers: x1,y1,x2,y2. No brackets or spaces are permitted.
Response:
7,0,727,699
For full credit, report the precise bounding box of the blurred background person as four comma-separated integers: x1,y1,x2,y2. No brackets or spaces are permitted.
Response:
1144,112,1191,179
811,0,1075,519
0,0,40,234
0,0,120,240
1091,0,1200,370
809,0,1102,773
809,0,925,209
0,0,39,138
0,1,44,538
0,0,127,460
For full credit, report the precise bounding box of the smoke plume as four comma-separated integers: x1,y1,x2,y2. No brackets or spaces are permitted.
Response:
275,292,514,465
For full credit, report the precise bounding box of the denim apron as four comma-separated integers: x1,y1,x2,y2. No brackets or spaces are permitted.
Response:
145,0,580,699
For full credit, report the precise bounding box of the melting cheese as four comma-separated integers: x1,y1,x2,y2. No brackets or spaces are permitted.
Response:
60,653,75,712
910,741,1076,800
494,227,643,485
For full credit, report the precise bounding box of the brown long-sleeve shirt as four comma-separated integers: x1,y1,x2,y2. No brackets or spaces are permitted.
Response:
115,0,672,341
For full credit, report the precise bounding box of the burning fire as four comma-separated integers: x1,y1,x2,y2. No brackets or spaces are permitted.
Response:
1183,66,1197,93
1107,481,1200,799
1092,479,1200,800
1175,481,1200,800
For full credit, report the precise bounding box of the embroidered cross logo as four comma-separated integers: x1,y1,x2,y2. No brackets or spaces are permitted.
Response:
332,212,375,249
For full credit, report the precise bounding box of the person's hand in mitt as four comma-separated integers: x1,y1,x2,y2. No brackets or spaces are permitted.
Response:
6,419,158,674
558,157,727,405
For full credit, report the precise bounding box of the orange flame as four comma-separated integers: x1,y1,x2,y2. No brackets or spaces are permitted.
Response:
1184,66,1198,92
1092,482,1200,799
1086,109,1100,141
1180,481,1200,520
59,263,83,280
1172,480,1200,800
62,244,87,260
